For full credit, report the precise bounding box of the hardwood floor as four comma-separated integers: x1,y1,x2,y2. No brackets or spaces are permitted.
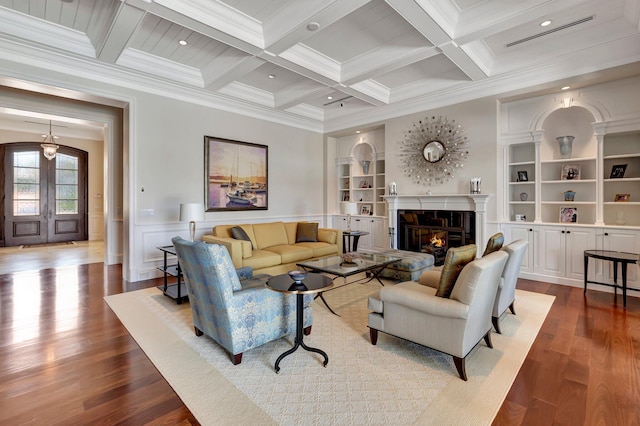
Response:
0,263,638,425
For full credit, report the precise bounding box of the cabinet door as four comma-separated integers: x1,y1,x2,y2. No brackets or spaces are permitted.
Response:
334,215,349,231
565,227,596,280
354,217,372,251
370,218,388,251
507,225,535,272
602,229,640,286
539,227,566,277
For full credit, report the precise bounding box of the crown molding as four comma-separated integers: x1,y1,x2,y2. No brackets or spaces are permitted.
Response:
117,49,204,87
279,44,341,83
0,38,324,133
0,7,95,57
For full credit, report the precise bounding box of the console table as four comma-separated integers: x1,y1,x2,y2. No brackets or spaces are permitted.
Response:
584,249,639,308
156,245,188,304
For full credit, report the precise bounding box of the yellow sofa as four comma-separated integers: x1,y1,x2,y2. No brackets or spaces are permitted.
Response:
201,221,342,276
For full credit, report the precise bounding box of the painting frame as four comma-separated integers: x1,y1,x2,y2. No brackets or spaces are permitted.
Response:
610,164,627,179
204,136,268,212
615,193,630,202
517,171,528,182
559,207,578,223
360,204,372,216
561,164,580,180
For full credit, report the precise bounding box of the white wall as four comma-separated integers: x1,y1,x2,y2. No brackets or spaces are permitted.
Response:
384,98,500,222
1,62,324,281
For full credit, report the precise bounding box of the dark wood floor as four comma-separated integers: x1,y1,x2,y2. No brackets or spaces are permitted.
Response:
0,264,638,425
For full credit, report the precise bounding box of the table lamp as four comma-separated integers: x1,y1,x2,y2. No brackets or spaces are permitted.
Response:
341,202,359,232
179,203,204,241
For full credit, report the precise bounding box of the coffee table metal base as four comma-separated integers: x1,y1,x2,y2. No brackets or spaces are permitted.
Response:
275,293,328,373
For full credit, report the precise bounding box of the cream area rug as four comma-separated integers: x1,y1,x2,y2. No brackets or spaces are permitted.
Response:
105,277,554,426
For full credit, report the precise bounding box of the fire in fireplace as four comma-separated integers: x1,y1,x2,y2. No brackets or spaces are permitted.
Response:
398,210,475,265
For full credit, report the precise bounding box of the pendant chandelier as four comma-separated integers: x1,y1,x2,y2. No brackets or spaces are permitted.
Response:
41,120,59,161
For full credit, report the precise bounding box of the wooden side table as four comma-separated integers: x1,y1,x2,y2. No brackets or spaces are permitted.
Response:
584,250,639,308
266,273,333,373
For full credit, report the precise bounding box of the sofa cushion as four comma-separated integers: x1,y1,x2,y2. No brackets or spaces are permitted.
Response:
264,245,314,264
296,222,318,242
253,222,288,249
284,222,299,245
435,244,477,298
231,226,254,248
295,242,336,258
318,228,337,244
241,249,282,270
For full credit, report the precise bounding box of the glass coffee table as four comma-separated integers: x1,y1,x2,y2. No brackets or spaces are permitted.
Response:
297,253,400,316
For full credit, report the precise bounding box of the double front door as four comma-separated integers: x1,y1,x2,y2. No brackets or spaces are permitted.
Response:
3,143,88,246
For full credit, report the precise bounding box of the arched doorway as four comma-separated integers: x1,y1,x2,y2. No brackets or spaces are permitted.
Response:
3,142,88,246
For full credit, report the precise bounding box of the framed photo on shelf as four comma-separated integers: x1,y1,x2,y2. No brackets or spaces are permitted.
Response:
360,204,372,216
615,193,630,202
560,207,578,223
342,192,350,201
610,164,627,178
515,214,527,222
561,164,580,180
517,171,528,182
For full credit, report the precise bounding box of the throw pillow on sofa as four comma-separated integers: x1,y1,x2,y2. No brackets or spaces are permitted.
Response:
296,222,318,242
231,226,253,248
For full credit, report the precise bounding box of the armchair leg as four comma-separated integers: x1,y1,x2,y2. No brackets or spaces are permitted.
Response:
369,328,378,345
194,326,203,336
483,331,493,349
303,325,312,336
509,302,516,315
452,356,467,381
492,316,502,334
231,353,243,365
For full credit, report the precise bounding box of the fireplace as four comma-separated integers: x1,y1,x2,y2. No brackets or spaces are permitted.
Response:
384,194,491,264
398,209,476,265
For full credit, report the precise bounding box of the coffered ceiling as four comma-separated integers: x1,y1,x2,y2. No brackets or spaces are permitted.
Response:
1,0,640,134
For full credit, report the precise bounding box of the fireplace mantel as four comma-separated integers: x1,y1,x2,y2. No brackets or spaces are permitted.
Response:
383,194,492,256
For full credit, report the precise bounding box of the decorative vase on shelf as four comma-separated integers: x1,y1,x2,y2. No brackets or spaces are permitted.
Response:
616,211,627,225
362,160,371,175
556,136,574,159
520,192,528,201
564,190,576,202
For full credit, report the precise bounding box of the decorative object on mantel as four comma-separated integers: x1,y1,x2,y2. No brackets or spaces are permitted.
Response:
388,182,397,195
556,135,574,159
564,190,576,202
610,164,627,178
398,115,469,186
469,177,481,194
361,160,371,175
520,192,528,201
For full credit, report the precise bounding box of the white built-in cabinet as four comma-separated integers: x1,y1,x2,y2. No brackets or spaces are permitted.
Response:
501,96,640,289
334,129,389,252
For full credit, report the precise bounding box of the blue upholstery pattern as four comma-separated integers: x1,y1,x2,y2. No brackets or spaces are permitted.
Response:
172,237,313,363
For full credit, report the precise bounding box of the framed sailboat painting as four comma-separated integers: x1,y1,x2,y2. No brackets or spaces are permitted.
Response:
205,136,268,211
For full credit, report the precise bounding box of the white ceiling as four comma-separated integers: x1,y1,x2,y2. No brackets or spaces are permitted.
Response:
1,0,640,135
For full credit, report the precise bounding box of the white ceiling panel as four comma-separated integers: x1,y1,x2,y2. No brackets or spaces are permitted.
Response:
0,0,639,132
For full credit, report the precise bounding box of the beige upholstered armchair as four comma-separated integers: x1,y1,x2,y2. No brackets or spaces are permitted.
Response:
492,239,528,333
367,250,508,380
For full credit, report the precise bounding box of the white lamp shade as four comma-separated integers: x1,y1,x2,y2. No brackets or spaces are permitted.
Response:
341,202,358,216
179,203,204,222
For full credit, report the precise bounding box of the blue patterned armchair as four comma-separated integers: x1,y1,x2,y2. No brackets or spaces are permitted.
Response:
172,237,313,365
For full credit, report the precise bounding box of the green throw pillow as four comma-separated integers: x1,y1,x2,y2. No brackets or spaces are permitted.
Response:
482,232,504,257
435,244,477,298
296,222,318,243
231,226,253,248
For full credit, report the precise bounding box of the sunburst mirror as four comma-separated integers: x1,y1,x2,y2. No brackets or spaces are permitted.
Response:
399,115,469,186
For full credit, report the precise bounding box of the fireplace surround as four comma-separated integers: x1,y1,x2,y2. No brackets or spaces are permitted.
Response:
384,194,491,259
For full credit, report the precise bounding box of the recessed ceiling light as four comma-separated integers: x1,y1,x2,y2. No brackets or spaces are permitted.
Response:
178,40,187,46
561,86,571,90
540,20,552,27
307,22,320,31
327,96,333,100
355,131,361,134
268,74,275,79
